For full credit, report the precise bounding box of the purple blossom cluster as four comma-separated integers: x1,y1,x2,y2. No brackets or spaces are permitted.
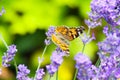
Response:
46,47,65,76
17,64,45,80
95,27,120,79
45,26,55,38
97,53,120,79
2,44,17,67
16,64,32,80
44,26,55,45
74,53,92,79
80,32,95,44
85,0,120,28
35,69,45,80
74,52,120,80
98,27,120,54
74,0,120,79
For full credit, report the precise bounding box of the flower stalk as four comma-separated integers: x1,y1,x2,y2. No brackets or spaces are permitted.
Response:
33,45,48,80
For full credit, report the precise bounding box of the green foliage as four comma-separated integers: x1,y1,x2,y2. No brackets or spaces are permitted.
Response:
0,0,91,34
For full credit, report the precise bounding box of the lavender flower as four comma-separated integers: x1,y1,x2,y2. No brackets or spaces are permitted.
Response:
50,50,64,65
35,69,45,80
96,26,120,79
88,11,102,21
46,47,65,76
2,44,17,67
103,26,109,36
44,39,51,45
45,26,55,45
85,19,101,28
117,46,120,53
87,65,98,79
46,64,58,76
98,27,120,54
96,53,120,79
74,53,92,68
16,64,32,80
74,53,93,79
80,32,95,44
86,0,120,78
90,0,120,26
74,52,120,80
45,26,55,38
0,7,5,16
114,68,120,79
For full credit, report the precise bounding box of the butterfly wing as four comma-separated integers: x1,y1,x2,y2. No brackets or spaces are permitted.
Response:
51,33,70,54
55,26,74,41
55,26,85,41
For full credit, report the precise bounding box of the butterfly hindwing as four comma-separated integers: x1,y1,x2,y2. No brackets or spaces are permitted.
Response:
51,33,70,54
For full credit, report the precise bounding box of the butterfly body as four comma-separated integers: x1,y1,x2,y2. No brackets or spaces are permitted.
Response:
51,26,85,54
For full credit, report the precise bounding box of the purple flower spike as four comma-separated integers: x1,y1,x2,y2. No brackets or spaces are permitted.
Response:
90,0,120,26
46,64,58,76
85,19,101,28
36,69,45,80
16,64,32,80
2,44,17,67
51,51,64,65
98,28,120,54
74,53,92,68
7,44,17,55
114,68,120,78
80,32,95,44
46,47,65,76
74,53,93,80
103,26,109,36
44,39,51,45
45,26,55,38
44,26,55,45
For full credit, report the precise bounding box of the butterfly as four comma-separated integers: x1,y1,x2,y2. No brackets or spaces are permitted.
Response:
51,26,85,55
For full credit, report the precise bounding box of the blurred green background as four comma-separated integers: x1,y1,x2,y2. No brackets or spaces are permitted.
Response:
0,0,105,80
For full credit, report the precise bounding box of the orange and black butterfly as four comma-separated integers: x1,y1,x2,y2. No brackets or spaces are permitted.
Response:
51,26,85,55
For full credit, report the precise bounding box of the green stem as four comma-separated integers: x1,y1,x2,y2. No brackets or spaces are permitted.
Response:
0,34,18,74
37,46,48,70
13,58,18,73
73,69,78,80
56,70,58,80
95,57,100,67
82,44,85,53
48,75,51,80
33,45,48,80
0,34,9,49
41,46,48,58
73,42,86,80
87,28,91,35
